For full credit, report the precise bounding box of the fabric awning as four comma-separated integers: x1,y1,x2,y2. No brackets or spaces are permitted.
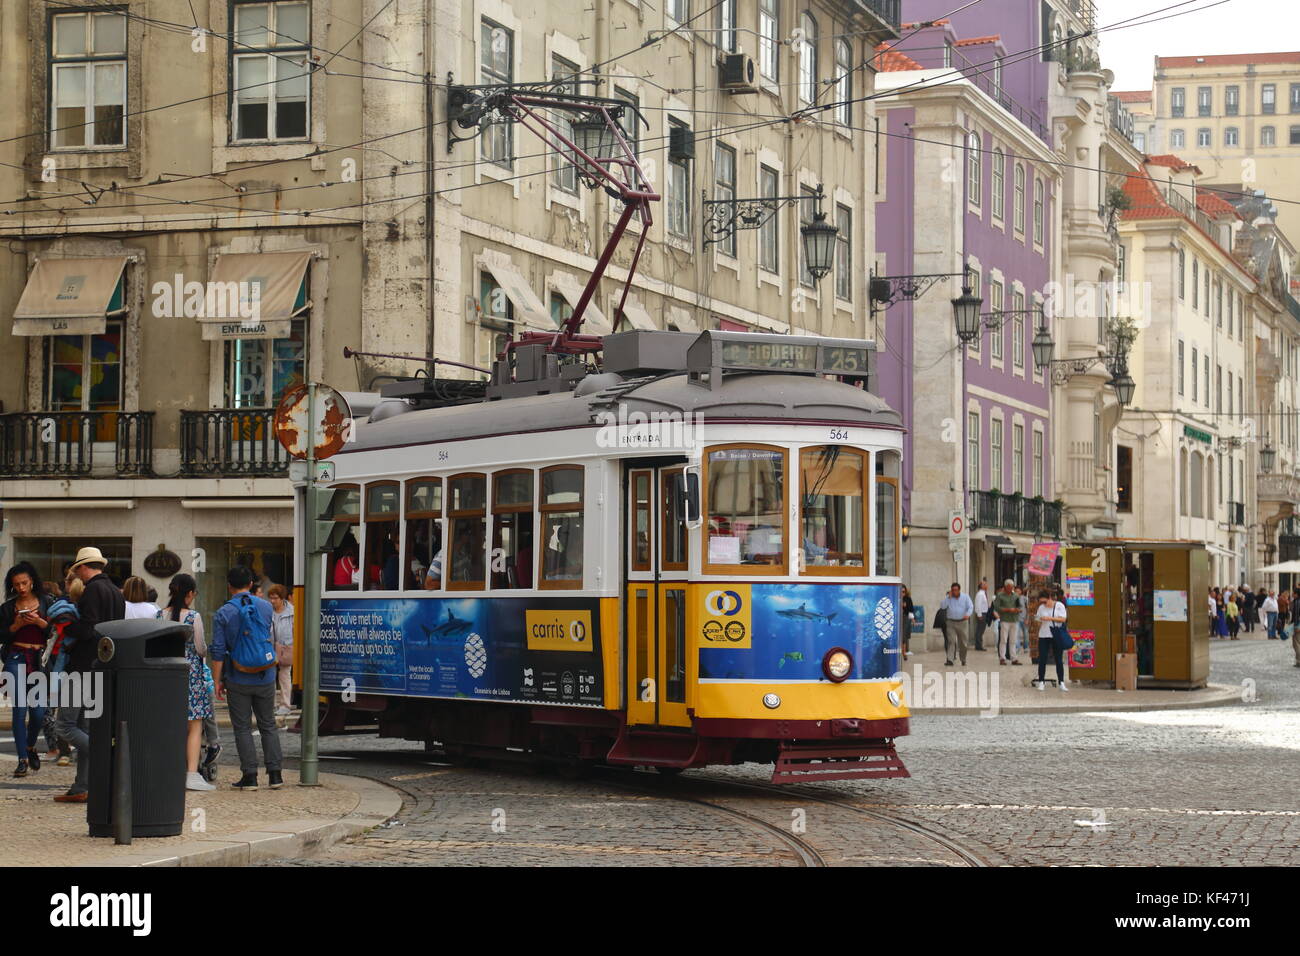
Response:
12,256,128,336
551,273,612,334
1257,559,1300,573
198,251,312,340
486,259,550,332
666,305,699,333
616,297,657,331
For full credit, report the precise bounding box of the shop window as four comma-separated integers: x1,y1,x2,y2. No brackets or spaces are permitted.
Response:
404,478,442,590
325,485,360,590
447,474,487,590
362,482,400,590
46,316,124,443
491,469,534,589
705,445,787,572
875,452,900,577
540,465,584,588
225,318,307,408
799,446,866,573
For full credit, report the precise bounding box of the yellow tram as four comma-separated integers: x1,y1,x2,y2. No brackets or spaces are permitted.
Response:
309,329,911,782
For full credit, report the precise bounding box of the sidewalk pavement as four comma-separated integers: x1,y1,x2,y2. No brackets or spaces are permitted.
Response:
0,756,400,867
1,699,248,733
897,641,1245,716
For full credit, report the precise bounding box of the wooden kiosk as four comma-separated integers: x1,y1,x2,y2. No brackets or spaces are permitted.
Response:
1062,540,1210,689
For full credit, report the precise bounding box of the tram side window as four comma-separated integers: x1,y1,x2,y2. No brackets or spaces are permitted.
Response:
799,446,866,572
448,473,487,589
540,465,584,588
492,470,535,589
404,478,442,590
705,446,786,570
875,451,901,577
363,482,400,590
325,485,361,590
662,469,688,570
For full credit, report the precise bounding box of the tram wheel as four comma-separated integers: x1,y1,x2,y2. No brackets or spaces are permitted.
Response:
654,765,685,777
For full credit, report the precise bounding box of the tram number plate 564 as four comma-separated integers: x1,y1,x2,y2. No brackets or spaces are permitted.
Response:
829,428,849,441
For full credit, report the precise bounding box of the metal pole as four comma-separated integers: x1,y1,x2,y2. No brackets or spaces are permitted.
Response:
300,381,322,786
112,720,131,845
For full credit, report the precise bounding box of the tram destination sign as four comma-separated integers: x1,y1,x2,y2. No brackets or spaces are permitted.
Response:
688,330,874,386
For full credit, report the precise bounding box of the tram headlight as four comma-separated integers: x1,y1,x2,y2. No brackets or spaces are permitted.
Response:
823,648,853,683
888,689,902,708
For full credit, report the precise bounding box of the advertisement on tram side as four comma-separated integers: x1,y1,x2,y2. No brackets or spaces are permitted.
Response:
696,582,901,682
320,597,605,706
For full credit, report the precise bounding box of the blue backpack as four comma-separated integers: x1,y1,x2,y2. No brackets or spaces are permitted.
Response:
225,594,277,673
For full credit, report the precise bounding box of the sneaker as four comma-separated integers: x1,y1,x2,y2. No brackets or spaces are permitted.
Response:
56,755,71,767
53,790,87,803
1035,680,1045,691
186,772,216,792
1059,682,1070,692
45,748,60,759
268,770,283,790
275,706,291,716
13,761,28,778
27,750,40,772
202,743,222,770
232,773,259,791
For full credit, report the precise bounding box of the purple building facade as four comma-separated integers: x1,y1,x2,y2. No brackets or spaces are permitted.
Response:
874,14,1063,609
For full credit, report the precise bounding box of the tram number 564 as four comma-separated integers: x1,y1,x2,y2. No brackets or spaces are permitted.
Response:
640,678,657,702
828,428,848,441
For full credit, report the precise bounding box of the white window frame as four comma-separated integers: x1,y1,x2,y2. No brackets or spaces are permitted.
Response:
230,2,313,144
49,10,128,151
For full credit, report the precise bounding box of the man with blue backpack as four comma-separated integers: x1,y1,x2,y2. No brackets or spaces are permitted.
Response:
210,565,282,790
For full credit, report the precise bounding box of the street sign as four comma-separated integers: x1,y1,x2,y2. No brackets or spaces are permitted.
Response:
289,460,336,484
948,509,968,551
273,382,353,461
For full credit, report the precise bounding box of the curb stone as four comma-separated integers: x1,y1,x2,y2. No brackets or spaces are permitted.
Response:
81,772,401,867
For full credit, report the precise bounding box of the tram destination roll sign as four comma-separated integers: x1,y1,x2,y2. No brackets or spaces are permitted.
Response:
688,330,873,382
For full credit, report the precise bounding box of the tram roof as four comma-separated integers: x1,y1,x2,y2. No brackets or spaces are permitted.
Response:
342,370,901,453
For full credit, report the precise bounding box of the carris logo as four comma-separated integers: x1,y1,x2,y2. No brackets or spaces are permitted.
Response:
705,590,742,616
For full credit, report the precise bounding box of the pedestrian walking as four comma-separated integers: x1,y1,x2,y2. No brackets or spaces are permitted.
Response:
1226,592,1240,640
973,579,991,651
158,574,215,792
267,584,295,715
1016,585,1029,656
1033,587,1070,691
993,579,1023,665
1263,590,1279,640
1,563,53,776
54,547,125,803
939,583,974,666
210,565,282,791
1241,587,1256,633
1213,588,1229,639
122,577,160,619
1277,590,1291,640
900,585,915,662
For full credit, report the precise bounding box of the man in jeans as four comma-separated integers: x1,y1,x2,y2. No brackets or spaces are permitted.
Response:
54,547,125,803
940,583,974,666
972,578,991,651
210,566,282,790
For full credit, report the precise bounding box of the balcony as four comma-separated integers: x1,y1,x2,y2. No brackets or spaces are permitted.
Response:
951,45,1048,140
1107,95,1135,143
969,490,1063,537
1226,501,1245,526
180,408,290,477
0,411,153,477
1066,0,1098,31
852,0,901,35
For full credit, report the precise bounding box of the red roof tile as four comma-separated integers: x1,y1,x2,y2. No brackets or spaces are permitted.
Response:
955,36,999,46
1120,169,1176,221
1158,52,1300,68
1197,190,1240,219
1146,154,1202,174
1112,90,1152,103
874,42,923,72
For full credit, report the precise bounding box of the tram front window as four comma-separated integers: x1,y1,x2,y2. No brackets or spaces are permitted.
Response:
448,474,487,589
705,446,785,570
492,470,534,589
799,446,865,570
541,465,584,588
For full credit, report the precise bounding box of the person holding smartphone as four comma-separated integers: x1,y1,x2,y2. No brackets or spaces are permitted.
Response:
1,562,54,776
1033,587,1069,691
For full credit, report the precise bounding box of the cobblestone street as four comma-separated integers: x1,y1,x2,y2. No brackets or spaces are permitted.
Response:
254,637,1300,867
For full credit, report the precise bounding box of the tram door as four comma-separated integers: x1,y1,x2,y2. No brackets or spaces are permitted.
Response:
626,465,691,728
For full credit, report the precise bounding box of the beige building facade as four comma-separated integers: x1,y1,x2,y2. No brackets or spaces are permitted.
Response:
0,0,897,608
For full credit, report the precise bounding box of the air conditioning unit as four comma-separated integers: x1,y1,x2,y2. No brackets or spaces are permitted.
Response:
719,53,757,94
668,125,694,161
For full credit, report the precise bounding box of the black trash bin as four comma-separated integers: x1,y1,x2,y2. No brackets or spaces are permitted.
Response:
87,618,190,838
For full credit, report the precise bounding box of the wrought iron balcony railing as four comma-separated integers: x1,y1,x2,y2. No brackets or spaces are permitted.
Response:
969,490,1063,537
180,408,290,477
0,411,153,477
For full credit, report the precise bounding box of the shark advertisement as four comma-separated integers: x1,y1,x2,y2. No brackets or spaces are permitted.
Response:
697,583,900,681
320,598,605,707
